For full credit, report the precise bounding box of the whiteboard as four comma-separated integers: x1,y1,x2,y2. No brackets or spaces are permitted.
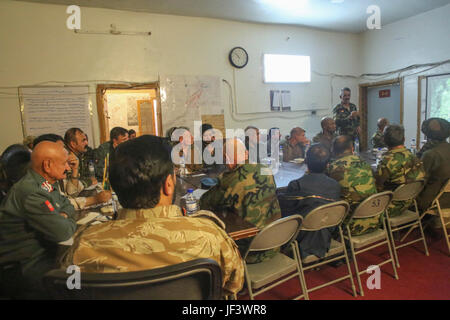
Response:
19,86,94,146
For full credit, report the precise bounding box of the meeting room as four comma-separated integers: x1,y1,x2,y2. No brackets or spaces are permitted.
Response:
0,0,449,303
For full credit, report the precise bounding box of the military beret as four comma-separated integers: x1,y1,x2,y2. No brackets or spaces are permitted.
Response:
421,118,450,141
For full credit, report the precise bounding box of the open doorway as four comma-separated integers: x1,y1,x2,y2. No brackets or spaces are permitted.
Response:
96,84,161,143
359,79,404,150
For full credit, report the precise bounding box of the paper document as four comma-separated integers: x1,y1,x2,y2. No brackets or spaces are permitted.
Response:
77,212,100,225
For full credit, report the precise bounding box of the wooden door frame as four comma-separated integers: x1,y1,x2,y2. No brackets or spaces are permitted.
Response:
359,78,404,151
96,83,161,143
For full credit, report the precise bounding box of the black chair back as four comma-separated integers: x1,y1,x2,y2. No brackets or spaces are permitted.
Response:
43,258,222,300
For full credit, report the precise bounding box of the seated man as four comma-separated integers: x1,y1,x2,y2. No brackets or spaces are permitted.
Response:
172,126,203,173
281,127,310,162
94,126,129,186
279,144,341,259
200,138,282,263
417,118,450,212
0,141,77,299
34,134,111,210
375,124,425,217
0,144,31,203
312,117,337,151
64,128,97,187
65,135,244,295
371,118,389,149
326,136,378,236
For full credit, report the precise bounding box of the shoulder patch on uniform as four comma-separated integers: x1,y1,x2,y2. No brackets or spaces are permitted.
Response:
44,200,55,212
41,181,54,192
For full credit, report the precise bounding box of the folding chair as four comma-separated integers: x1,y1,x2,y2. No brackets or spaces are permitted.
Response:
296,201,357,298
385,181,429,268
422,179,450,254
242,215,307,300
344,191,398,297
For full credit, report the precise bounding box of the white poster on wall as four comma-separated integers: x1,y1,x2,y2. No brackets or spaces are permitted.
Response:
160,75,222,135
19,86,93,146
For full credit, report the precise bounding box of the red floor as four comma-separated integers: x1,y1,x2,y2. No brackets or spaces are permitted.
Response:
239,230,450,300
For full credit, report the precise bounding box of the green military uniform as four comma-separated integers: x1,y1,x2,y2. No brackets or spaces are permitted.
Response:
333,103,360,138
312,132,337,151
417,141,450,211
326,153,378,236
281,139,305,162
0,170,77,298
93,141,114,184
199,163,282,263
371,130,387,149
375,147,425,217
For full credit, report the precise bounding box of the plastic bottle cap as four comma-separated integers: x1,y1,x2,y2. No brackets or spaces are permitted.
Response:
187,188,193,193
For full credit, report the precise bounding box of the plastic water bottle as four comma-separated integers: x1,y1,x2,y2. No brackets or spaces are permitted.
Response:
111,192,120,220
279,145,283,167
185,188,198,215
376,148,383,166
88,161,95,177
354,137,360,155
180,155,186,177
410,139,417,155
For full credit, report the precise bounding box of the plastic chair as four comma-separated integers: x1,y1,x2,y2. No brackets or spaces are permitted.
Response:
422,179,450,254
242,215,307,300
386,181,429,267
296,201,357,298
43,258,222,300
344,191,398,296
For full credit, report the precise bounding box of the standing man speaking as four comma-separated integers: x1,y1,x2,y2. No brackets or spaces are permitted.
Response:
333,87,361,140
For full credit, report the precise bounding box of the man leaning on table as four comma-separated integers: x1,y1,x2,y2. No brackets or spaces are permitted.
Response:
64,135,244,296
0,141,77,299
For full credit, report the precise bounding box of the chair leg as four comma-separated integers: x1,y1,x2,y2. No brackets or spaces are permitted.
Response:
438,211,450,255
383,219,399,280
243,264,254,300
340,228,357,297
292,242,309,300
347,226,364,297
414,200,429,257
386,217,400,268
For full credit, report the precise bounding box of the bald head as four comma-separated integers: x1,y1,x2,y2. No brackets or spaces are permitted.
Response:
224,138,248,170
377,118,389,131
32,141,70,183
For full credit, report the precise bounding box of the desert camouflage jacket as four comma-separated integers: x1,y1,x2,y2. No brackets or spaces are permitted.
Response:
68,205,244,294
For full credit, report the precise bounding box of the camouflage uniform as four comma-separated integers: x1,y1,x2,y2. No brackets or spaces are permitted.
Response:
65,205,244,295
371,130,387,149
375,147,425,217
0,169,77,298
199,163,282,263
281,139,305,162
312,132,337,151
326,153,378,236
333,103,360,138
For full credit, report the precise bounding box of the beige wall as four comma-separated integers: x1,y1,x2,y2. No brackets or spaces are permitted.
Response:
360,4,450,145
0,0,362,151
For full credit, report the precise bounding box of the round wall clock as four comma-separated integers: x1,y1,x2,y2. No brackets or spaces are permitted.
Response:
229,47,249,69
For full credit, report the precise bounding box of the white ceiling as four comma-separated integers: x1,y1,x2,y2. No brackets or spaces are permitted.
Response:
14,0,450,33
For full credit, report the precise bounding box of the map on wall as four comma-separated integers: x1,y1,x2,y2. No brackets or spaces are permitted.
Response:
160,75,222,135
